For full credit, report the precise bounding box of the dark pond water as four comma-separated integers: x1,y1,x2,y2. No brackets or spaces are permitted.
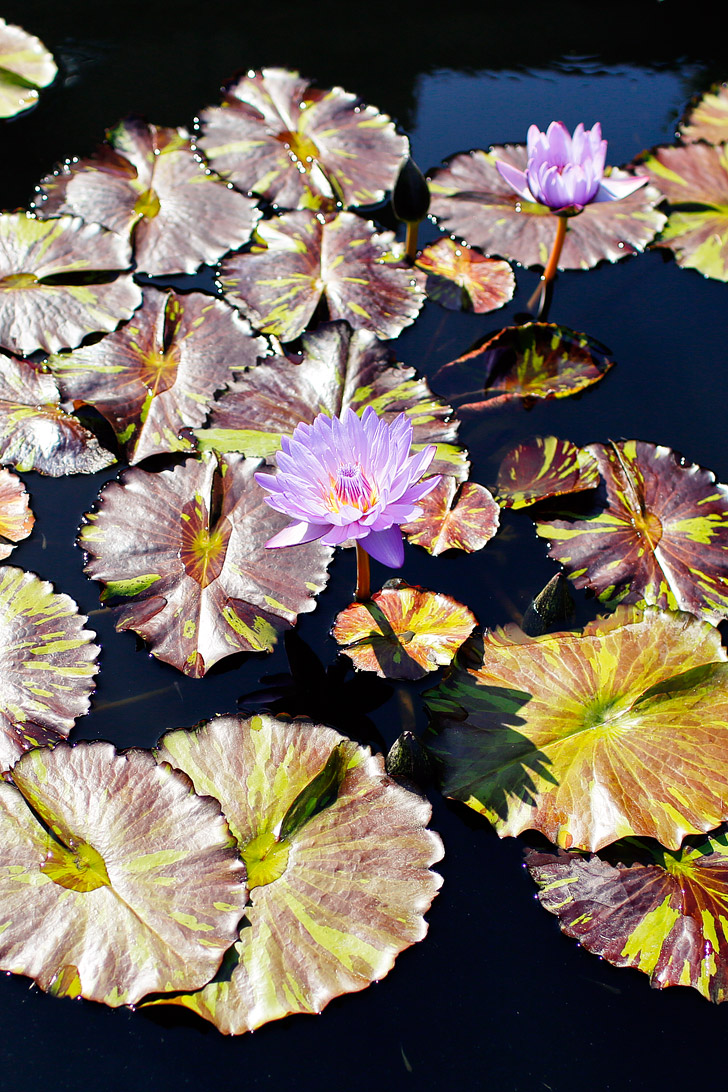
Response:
2,2,728,1090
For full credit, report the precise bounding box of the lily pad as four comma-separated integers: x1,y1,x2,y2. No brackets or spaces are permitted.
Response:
637,143,728,281
426,605,728,852
0,741,246,1005
402,478,500,555
495,436,601,509
536,440,728,624
0,566,99,774
197,67,408,210
0,213,141,355
526,834,728,1003
151,713,443,1033
48,287,265,464
0,19,56,118
0,354,116,475
196,320,468,483
37,118,259,276
219,210,425,343
428,146,665,269
432,323,614,414
415,238,515,312
0,468,33,558
680,83,728,144
333,579,477,679
80,453,332,677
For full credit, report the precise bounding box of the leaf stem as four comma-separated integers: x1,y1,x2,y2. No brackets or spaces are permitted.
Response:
405,221,419,263
527,213,568,317
355,542,371,602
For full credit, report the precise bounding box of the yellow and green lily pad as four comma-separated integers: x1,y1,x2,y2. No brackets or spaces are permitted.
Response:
495,436,600,509
402,478,499,555
0,468,33,558
415,238,515,313
0,19,56,118
680,83,728,144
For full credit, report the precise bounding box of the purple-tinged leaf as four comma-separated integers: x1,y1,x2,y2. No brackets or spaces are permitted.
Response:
416,237,515,312
0,468,33,558
680,83,728,144
495,435,601,509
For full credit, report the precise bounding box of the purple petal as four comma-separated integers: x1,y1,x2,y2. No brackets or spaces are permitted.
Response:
593,175,649,203
495,160,535,203
265,520,331,548
361,526,405,568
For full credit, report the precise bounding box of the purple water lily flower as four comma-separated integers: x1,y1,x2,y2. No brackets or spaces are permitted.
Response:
254,406,439,568
496,122,648,214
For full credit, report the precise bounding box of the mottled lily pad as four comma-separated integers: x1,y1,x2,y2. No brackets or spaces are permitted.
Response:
426,605,728,852
0,213,141,355
0,741,246,1005
197,67,407,210
402,478,500,554
0,468,33,558
428,146,665,269
432,323,614,414
219,210,425,343
637,143,728,281
196,320,467,483
526,834,728,1003
37,118,259,276
415,238,515,313
333,580,477,679
495,436,601,509
680,83,728,144
0,566,99,773
0,19,56,118
48,287,265,464
80,453,332,677
0,354,116,475
151,713,443,1033
536,440,728,623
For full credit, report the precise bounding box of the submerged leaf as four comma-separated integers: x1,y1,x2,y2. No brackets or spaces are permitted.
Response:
495,435,601,508
0,19,56,118
416,238,515,313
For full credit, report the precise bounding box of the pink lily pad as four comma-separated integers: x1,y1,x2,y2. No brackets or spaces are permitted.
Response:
402,478,500,555
0,468,33,559
415,238,515,313
680,83,728,144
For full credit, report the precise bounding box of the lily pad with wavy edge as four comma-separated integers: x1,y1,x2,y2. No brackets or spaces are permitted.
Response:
432,323,614,414
636,143,728,281
0,741,247,1006
197,67,408,211
80,453,332,677
36,118,259,276
47,287,265,464
149,713,443,1033
0,468,33,558
0,354,116,475
536,440,728,624
680,83,728,144
428,146,665,269
0,566,99,774
0,213,141,356
402,478,499,555
495,436,600,509
219,210,425,343
526,834,728,1003
426,606,728,852
0,19,56,118
333,580,477,680
415,238,515,313
195,320,468,484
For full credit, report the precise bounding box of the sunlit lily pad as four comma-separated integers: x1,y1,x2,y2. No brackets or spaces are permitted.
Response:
80,453,332,677
0,19,56,118
428,146,665,269
526,834,728,1003
48,287,265,464
219,210,425,343
415,238,515,312
402,478,499,554
536,440,728,623
680,83,728,144
0,468,33,558
637,143,728,281
0,566,99,774
333,580,477,679
0,213,140,355
0,741,246,1005
432,323,614,414
151,713,443,1033
426,605,728,852
37,118,259,276
0,354,116,475
197,67,407,210
196,320,468,483
495,436,601,509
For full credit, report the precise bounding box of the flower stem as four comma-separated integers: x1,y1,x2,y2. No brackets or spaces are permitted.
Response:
527,213,568,317
405,221,419,264
355,542,371,602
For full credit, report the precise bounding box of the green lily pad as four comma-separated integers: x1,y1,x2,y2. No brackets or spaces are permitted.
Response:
150,713,443,1033
680,83,728,144
402,478,500,555
0,741,247,1005
495,436,601,509
536,440,728,624
426,605,728,852
0,19,56,118
415,238,515,313
0,468,33,558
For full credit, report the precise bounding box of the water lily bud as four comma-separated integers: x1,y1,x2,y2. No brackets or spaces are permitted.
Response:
386,730,432,787
522,573,575,636
392,157,431,224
